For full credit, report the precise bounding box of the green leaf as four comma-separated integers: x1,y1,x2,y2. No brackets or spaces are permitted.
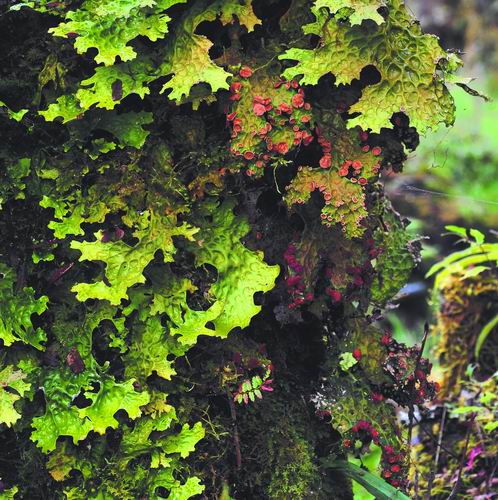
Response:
78,377,150,434
460,265,488,280
349,444,382,500
425,241,498,290
470,228,485,244
480,391,496,406
475,314,498,359
445,225,468,239
71,211,198,305
0,263,48,350
159,0,260,102
280,0,456,133
325,460,410,500
484,421,498,432
450,405,482,415
251,376,262,389
0,365,31,427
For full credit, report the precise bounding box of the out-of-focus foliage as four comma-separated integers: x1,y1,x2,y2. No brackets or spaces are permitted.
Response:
411,227,498,499
404,87,498,224
426,226,498,398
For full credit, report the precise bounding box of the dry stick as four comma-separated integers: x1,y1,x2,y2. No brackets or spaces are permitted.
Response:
426,405,447,500
447,414,475,500
226,388,242,470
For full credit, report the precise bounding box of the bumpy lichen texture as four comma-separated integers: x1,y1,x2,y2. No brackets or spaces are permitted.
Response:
280,0,456,133
226,71,315,174
0,0,463,497
192,201,280,338
370,208,419,304
0,365,31,427
0,264,48,349
71,212,198,305
313,0,387,25
159,0,261,102
49,0,186,66
285,166,367,238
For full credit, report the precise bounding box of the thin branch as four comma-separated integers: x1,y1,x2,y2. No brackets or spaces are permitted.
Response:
485,456,498,496
412,414,459,460
426,405,447,499
226,388,242,470
407,323,430,455
448,414,475,500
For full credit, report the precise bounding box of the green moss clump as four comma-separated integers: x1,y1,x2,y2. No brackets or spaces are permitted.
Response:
267,425,319,499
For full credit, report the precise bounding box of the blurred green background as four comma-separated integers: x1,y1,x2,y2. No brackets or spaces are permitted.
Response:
382,0,498,351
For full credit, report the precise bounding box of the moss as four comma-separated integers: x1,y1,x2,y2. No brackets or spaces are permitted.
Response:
435,270,498,397
267,425,319,499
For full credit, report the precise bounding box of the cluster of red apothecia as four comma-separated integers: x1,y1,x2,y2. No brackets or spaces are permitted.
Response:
380,445,407,488
231,343,271,374
316,128,333,169
331,130,382,181
322,238,381,302
226,66,315,176
283,243,314,309
283,236,385,309
380,331,440,405
343,419,381,449
343,421,407,488
311,125,384,181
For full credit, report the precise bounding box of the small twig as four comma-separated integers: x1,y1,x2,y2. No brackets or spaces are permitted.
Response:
485,456,498,495
426,405,447,499
407,323,430,454
448,414,475,500
226,388,242,470
416,323,430,370
273,164,282,194
412,414,459,460
434,406,446,472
